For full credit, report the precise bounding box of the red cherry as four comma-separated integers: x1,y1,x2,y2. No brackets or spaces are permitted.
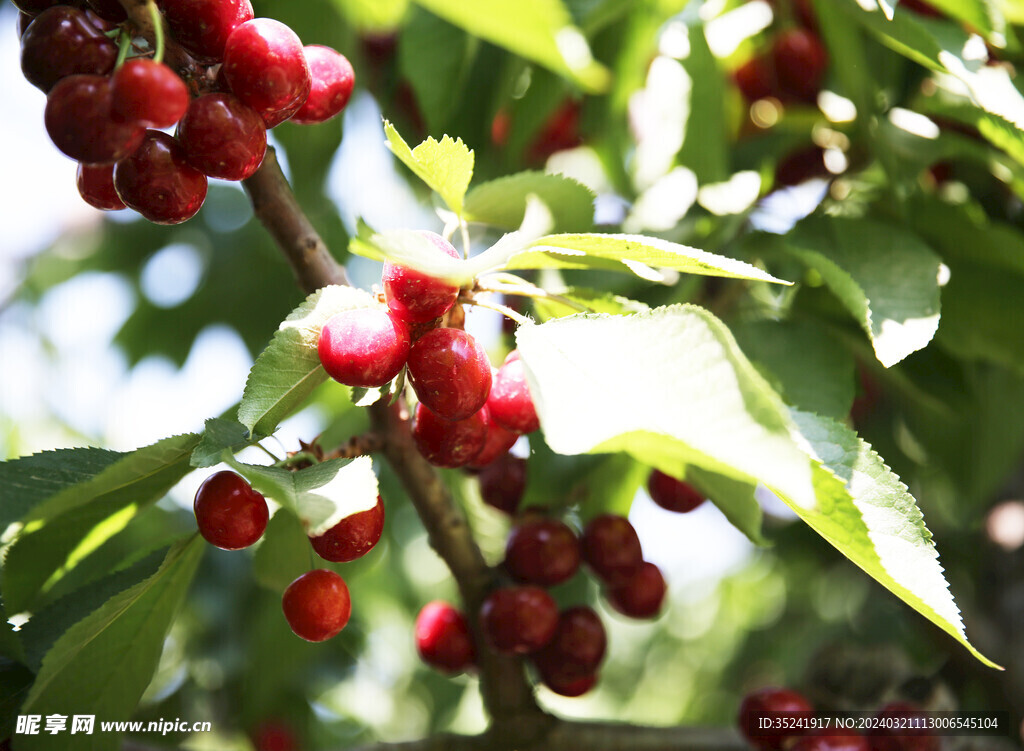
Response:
309,495,385,563
527,100,582,164
45,75,145,164
317,308,410,388
538,669,597,697
477,452,526,514
504,517,580,587
157,0,254,61
11,0,64,14
487,355,539,433
738,687,815,751
479,586,558,655
647,470,705,513
734,55,776,102
110,59,190,128
407,328,492,421
532,606,606,678
415,601,476,673
772,29,828,102
251,721,298,751
84,0,126,22
382,232,461,324
607,561,666,619
795,729,870,751
412,403,487,468
281,569,352,642
469,406,518,468
290,45,356,125
775,146,829,187
193,470,269,550
177,92,268,180
113,130,208,224
222,18,312,128
20,5,117,92
868,702,939,751
77,163,125,210
581,514,643,585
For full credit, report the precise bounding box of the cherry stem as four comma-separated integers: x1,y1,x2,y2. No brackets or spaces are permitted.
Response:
146,0,164,63
476,275,589,313
255,443,282,463
459,220,471,261
462,293,533,325
114,28,133,68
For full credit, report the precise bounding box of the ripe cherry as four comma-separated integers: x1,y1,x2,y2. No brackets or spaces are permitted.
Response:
469,407,518,468
480,586,558,655
45,74,144,164
309,495,385,563
251,721,298,751
317,308,410,388
114,130,208,224
382,232,461,324
527,100,582,164
177,92,267,180
868,702,939,751
647,470,705,513
157,0,254,61
193,470,269,550
222,18,312,128
504,517,580,587
775,146,829,187
607,561,666,619
291,45,356,125
407,328,491,421
477,452,526,514
282,569,352,642
85,0,126,22
539,669,597,697
110,59,190,128
11,0,63,13
794,729,869,751
77,163,125,210
20,5,117,93
415,601,476,674
737,687,815,751
734,55,776,102
412,403,487,468
581,514,643,585
487,354,540,434
532,606,606,683
772,29,828,102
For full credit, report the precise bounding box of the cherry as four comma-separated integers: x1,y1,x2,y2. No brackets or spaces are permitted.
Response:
110,59,190,129
77,163,125,210
222,18,312,128
281,569,352,642
868,702,939,751
11,0,64,15
737,687,815,751
794,730,870,751
157,0,254,61
177,92,267,180
317,308,410,388
412,403,487,468
479,586,558,655
469,406,518,468
647,470,705,513
20,6,117,93
415,601,476,674
607,561,666,619
290,45,356,125
504,517,580,587
407,328,491,421
487,354,540,434
18,12,35,37
532,606,606,679
309,495,384,563
580,514,643,585
527,100,582,164
734,55,776,102
45,75,145,164
84,0,126,22
193,470,269,550
251,721,298,751
772,29,828,103
538,669,597,697
382,232,461,324
477,452,526,514
114,130,208,224
775,146,829,187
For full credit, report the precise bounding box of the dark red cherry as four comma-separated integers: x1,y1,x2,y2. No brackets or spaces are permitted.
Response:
532,606,606,687
738,687,815,751
480,586,558,655
193,470,269,549
794,730,870,751
412,403,487,468
317,308,410,388
775,146,829,187
415,601,476,674
157,0,254,61
114,130,208,224
45,75,145,164
77,162,125,210
110,59,190,128
309,495,384,563
251,721,298,751
539,669,597,697
281,569,351,642
607,561,666,619
527,100,582,165
647,470,705,513
580,514,643,585
382,232,461,324
407,328,491,421
868,702,939,751
84,0,126,21
504,517,580,587
11,0,65,16
734,55,776,102
772,29,828,102
487,355,539,433
290,45,356,125
477,452,526,514
21,6,117,92
177,92,267,180
469,406,518,468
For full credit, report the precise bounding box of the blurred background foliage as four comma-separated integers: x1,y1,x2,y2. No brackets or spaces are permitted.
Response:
2,0,1024,748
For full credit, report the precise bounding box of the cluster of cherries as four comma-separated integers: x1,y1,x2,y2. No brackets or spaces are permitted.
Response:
192,469,385,643
413,468,708,697
17,0,354,224
739,686,939,751
318,231,540,471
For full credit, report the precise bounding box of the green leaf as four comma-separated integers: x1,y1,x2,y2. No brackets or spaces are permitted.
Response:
464,171,595,233
190,417,254,468
685,467,766,547
515,306,995,667
253,510,315,591
0,597,26,665
410,0,611,92
237,285,377,436
784,217,942,367
19,537,204,751
677,24,728,185
0,660,33,741
333,0,409,30
227,456,379,537
384,121,474,215
532,287,650,320
897,0,1000,37
399,10,474,134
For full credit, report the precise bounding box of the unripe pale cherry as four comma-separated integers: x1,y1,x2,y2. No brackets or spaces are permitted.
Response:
412,403,487,468
318,308,410,388
738,687,815,751
647,470,705,513
581,514,643,585
110,59,190,128
480,586,558,655
415,601,476,674
504,517,580,587
382,233,461,324
309,495,384,562
407,328,491,421
291,45,356,125
193,470,269,549
606,560,666,619
281,569,352,642
487,354,539,433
